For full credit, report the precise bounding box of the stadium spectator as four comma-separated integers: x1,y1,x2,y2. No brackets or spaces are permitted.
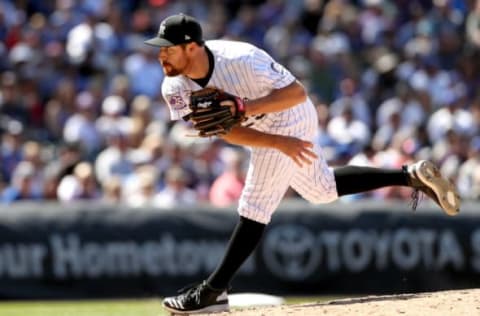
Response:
100,175,123,205
209,148,246,208
95,95,130,139
57,161,99,201
63,91,102,158
466,0,480,50
153,166,197,209
0,119,24,183
329,77,371,127
94,127,134,185
19,140,45,196
0,161,42,203
125,165,159,208
327,102,371,156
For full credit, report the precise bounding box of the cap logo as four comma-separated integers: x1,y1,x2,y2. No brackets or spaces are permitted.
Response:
159,23,166,36
185,35,191,40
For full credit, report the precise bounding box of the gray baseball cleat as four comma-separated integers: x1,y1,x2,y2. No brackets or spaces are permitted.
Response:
404,160,460,216
163,281,229,315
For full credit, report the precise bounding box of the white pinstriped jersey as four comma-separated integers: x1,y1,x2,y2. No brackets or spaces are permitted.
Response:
162,40,338,224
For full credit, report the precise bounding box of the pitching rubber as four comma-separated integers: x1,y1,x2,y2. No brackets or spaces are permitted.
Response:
415,160,460,216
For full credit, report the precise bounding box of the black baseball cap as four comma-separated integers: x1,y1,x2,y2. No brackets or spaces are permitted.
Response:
144,13,203,47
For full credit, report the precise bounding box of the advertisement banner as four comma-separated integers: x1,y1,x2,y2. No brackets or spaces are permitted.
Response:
0,201,478,298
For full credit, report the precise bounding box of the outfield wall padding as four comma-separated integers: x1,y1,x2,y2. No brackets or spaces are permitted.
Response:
0,200,478,298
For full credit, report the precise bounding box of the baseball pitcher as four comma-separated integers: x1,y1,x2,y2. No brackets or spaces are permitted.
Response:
144,13,460,315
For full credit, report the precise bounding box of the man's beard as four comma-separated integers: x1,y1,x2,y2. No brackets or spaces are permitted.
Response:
162,62,183,77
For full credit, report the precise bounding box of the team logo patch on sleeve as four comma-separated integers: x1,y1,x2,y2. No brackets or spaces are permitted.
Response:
270,62,286,74
167,94,186,110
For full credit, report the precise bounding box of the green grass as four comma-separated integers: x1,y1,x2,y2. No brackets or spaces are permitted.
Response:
0,299,165,316
0,296,342,316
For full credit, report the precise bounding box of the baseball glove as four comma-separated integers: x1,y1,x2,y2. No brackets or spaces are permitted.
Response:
187,87,246,137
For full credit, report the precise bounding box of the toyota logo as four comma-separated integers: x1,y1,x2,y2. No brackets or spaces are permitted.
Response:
262,224,321,281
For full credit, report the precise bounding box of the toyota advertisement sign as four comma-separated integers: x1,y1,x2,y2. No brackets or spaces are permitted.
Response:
0,202,478,298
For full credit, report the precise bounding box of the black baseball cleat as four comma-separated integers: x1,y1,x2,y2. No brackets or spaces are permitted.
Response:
163,281,229,314
404,160,460,216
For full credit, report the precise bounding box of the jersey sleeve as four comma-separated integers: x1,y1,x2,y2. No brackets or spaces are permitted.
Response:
250,48,296,90
161,80,191,121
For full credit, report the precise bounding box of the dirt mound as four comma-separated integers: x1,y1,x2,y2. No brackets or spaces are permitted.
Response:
201,289,480,316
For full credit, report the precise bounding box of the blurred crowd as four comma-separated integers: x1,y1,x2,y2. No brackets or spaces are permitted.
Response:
0,0,480,207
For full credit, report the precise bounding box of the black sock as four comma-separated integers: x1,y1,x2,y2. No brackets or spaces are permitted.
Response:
334,165,409,196
207,216,266,290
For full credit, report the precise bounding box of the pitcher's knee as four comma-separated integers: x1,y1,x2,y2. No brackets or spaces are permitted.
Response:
305,192,338,205
238,206,272,225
